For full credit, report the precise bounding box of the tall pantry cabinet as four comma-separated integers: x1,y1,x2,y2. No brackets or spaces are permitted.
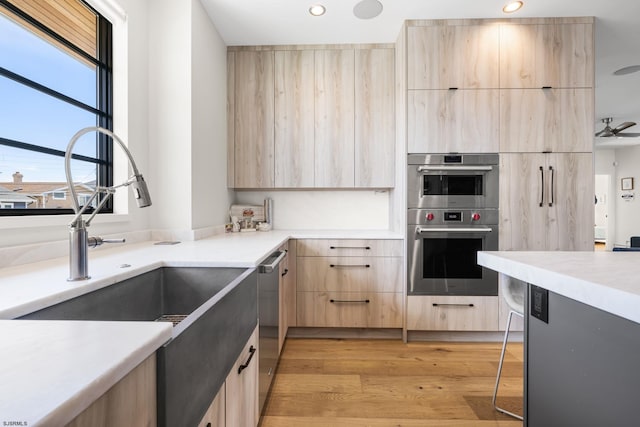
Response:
403,18,594,334
498,18,595,252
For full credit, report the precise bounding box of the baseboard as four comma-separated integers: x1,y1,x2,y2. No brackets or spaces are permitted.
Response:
287,327,403,340
407,330,523,342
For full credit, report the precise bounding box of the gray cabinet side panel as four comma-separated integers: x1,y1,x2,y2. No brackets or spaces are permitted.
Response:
526,286,640,427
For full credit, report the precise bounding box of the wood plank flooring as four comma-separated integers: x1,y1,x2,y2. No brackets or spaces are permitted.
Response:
261,338,523,427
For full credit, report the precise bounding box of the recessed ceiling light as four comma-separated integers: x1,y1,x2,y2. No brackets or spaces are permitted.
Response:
353,0,383,20
613,65,640,76
502,1,524,13
309,4,326,16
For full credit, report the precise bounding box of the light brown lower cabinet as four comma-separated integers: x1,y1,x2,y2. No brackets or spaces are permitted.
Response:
225,325,259,427
67,355,157,427
196,325,259,427
295,239,404,329
499,152,593,251
197,386,225,427
297,291,403,328
406,296,499,331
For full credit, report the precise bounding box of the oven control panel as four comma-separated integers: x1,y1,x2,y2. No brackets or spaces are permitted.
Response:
443,211,462,222
409,208,498,226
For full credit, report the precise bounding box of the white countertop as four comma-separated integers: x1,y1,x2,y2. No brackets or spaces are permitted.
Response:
0,228,401,425
478,251,640,324
0,320,172,426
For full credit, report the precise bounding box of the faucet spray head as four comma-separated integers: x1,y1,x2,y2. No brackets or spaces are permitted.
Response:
131,174,152,208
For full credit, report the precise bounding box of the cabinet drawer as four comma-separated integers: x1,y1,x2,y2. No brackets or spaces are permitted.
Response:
407,296,499,331
297,292,403,328
296,239,402,257
297,257,402,292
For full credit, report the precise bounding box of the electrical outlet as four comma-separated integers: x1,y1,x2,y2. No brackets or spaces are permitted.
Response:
531,285,549,323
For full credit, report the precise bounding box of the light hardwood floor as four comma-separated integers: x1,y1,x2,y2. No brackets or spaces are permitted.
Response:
261,339,523,427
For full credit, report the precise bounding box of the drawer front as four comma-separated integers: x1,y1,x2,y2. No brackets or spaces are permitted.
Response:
407,296,499,331
297,257,402,293
296,239,402,257
297,292,403,328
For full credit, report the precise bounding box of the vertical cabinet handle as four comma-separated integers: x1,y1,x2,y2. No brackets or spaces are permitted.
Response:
548,166,555,207
539,166,545,207
237,345,256,374
281,268,289,277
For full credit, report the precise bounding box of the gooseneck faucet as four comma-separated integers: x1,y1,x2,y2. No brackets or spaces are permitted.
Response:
64,126,152,281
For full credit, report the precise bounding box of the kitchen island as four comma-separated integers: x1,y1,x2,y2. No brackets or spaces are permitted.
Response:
478,251,640,427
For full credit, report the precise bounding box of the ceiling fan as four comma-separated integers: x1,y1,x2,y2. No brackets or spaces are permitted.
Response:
595,117,640,137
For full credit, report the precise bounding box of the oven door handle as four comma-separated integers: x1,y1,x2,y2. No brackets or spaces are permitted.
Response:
416,227,493,234
417,165,493,172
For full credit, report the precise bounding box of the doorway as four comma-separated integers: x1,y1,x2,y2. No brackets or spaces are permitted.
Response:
594,174,611,251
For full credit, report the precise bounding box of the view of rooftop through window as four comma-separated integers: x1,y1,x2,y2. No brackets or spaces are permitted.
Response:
0,0,112,212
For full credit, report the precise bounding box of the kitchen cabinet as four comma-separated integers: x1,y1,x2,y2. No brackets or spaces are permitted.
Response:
500,88,593,153
406,21,499,154
407,24,499,90
233,50,275,188
67,355,156,427
274,50,315,188
225,325,259,427
278,240,296,353
296,239,403,328
408,89,499,153
499,152,593,251
229,45,395,189
355,48,395,187
406,296,499,331
198,325,259,427
314,49,355,187
197,386,225,427
499,21,594,89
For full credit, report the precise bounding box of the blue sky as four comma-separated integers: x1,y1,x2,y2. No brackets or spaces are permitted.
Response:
0,11,99,183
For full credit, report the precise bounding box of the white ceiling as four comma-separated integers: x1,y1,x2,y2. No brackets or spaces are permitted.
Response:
201,0,640,137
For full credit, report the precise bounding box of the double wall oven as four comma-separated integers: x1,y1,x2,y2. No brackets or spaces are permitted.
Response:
408,154,499,296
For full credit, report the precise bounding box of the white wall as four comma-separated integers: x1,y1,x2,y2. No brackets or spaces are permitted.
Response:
613,145,640,247
234,191,390,229
148,0,192,233
148,0,232,238
191,0,234,230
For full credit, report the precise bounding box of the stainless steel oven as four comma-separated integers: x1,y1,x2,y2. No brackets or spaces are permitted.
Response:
408,208,498,295
408,154,499,209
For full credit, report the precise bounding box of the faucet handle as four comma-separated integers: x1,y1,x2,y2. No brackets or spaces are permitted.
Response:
88,236,126,248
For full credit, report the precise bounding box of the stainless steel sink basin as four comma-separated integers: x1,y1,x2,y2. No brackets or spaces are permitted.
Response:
19,266,258,427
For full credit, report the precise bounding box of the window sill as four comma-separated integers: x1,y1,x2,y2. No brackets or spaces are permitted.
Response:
0,213,132,230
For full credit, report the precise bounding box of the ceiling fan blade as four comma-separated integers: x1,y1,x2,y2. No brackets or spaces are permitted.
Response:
613,121,637,133
595,127,613,137
614,132,640,138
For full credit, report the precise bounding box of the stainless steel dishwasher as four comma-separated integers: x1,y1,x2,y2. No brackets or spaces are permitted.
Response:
258,250,286,412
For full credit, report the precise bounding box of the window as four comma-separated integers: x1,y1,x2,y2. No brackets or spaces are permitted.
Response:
0,0,113,216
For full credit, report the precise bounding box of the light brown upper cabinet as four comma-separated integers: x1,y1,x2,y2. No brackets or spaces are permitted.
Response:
274,50,315,188
233,51,275,188
229,45,395,189
314,49,355,188
407,24,499,90
500,22,594,89
355,48,395,187
500,88,593,152
408,89,499,153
